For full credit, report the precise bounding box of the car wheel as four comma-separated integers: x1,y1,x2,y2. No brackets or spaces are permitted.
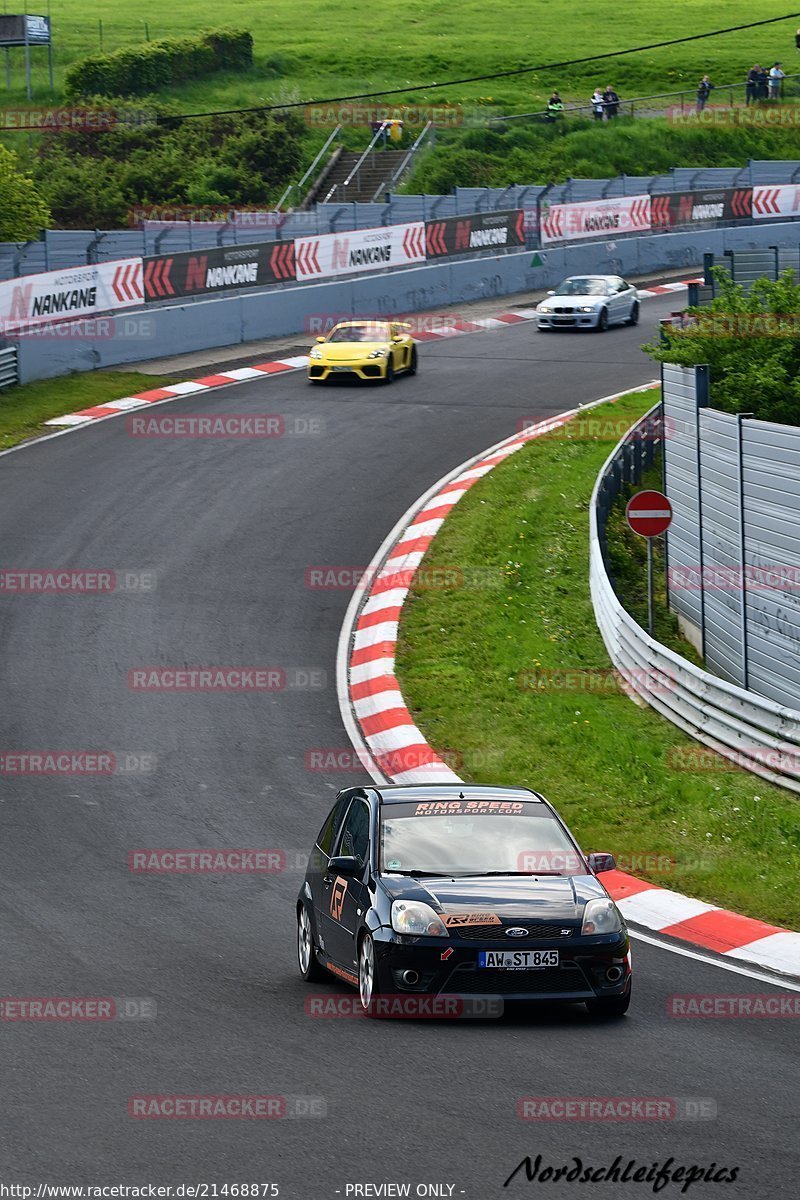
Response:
586,983,631,1019
297,903,325,982
408,346,418,375
626,301,640,326
358,933,383,1016
382,359,394,385
596,308,609,332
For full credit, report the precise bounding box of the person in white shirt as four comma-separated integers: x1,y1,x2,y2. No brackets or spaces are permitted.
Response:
769,63,785,100
591,89,605,120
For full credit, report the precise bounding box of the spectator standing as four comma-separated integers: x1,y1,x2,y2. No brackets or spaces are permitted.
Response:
696,75,714,112
602,84,620,118
757,65,769,100
546,91,564,120
745,64,759,105
591,88,605,120
769,62,785,100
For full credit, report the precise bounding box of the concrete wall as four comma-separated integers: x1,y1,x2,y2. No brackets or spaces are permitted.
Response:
16,220,800,384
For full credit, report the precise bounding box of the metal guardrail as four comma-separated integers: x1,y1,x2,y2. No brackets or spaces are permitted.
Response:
491,73,800,125
0,345,18,390
590,404,800,794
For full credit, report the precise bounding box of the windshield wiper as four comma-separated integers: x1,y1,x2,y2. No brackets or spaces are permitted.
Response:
456,870,567,877
386,869,455,878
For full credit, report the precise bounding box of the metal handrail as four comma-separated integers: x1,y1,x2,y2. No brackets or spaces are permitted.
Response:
490,72,800,125
372,120,433,202
323,122,391,203
275,124,342,211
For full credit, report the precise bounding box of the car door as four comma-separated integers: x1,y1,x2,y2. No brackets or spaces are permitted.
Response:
320,795,372,974
306,795,350,958
612,278,631,321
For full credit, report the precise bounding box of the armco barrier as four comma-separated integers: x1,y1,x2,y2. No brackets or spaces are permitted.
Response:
591,406,800,794
12,219,800,384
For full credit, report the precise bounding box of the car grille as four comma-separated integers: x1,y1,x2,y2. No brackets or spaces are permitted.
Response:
445,963,591,996
553,306,575,314
452,922,578,941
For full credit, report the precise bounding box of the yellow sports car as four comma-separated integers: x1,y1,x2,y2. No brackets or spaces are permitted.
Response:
307,320,417,384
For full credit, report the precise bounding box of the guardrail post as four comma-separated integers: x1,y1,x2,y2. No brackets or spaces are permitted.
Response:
696,366,710,660
737,412,753,690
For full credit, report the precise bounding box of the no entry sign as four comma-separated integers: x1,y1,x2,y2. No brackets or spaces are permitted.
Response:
625,490,672,538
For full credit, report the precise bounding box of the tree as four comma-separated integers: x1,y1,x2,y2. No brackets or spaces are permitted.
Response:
0,144,50,240
645,268,800,426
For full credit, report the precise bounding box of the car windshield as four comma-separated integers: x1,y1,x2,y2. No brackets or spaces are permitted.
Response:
380,800,585,877
327,324,387,343
555,278,611,296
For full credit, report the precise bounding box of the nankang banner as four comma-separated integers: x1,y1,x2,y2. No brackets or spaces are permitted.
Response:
650,188,752,229
540,195,651,245
0,259,143,332
143,240,296,301
425,209,526,258
294,223,426,280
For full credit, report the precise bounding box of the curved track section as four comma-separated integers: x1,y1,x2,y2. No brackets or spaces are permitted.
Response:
1,297,796,1194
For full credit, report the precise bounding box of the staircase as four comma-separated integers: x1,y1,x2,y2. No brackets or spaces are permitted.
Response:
313,149,409,205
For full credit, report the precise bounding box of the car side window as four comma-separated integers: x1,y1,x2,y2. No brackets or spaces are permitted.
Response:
335,799,371,866
316,798,348,857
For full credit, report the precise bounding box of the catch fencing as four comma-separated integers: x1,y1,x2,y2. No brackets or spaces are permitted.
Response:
591,405,800,793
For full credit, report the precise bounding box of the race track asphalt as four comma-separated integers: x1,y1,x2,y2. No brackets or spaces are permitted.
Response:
1,297,796,1197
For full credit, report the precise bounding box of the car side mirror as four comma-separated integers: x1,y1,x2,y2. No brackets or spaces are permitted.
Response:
328,854,361,876
392,335,402,343
316,336,326,343
587,852,616,874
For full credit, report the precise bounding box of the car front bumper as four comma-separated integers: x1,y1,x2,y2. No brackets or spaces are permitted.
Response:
370,927,631,1002
537,310,601,329
308,360,386,381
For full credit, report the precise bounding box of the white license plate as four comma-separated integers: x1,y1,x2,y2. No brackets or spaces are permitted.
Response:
331,365,353,372
478,950,559,970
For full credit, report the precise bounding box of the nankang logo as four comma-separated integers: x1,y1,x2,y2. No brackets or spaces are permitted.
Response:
505,927,529,938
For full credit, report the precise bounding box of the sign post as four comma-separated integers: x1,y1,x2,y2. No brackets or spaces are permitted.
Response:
625,490,673,636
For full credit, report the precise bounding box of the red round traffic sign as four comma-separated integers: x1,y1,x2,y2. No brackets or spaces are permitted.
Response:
625,490,672,537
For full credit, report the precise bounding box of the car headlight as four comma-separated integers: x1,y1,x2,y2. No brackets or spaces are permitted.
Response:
309,347,323,359
581,897,624,936
578,305,599,312
367,349,387,359
538,305,552,314
391,900,448,938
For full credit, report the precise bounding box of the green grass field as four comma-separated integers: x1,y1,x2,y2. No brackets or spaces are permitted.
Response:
6,1,799,114
396,389,800,927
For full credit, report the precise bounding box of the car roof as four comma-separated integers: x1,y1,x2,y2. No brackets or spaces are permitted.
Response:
334,319,391,326
375,784,545,805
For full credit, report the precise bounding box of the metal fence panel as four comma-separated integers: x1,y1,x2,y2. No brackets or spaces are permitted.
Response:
663,364,705,630
0,344,17,389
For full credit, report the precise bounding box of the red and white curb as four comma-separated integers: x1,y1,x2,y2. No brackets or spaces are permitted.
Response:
43,280,699,429
336,388,800,981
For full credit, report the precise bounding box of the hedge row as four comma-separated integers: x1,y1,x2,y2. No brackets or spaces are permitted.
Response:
64,29,253,98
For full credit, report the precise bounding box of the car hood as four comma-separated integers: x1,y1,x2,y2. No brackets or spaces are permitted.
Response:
380,873,609,920
542,293,609,307
318,342,387,360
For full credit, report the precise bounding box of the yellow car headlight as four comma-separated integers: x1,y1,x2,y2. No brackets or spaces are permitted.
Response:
367,349,387,359
309,347,323,360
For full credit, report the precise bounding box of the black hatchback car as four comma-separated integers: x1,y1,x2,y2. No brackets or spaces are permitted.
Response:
296,784,632,1018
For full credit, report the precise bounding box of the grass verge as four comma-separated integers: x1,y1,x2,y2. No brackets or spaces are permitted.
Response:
396,388,800,927
0,371,173,450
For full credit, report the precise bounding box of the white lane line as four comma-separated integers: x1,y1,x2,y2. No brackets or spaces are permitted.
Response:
629,928,800,989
